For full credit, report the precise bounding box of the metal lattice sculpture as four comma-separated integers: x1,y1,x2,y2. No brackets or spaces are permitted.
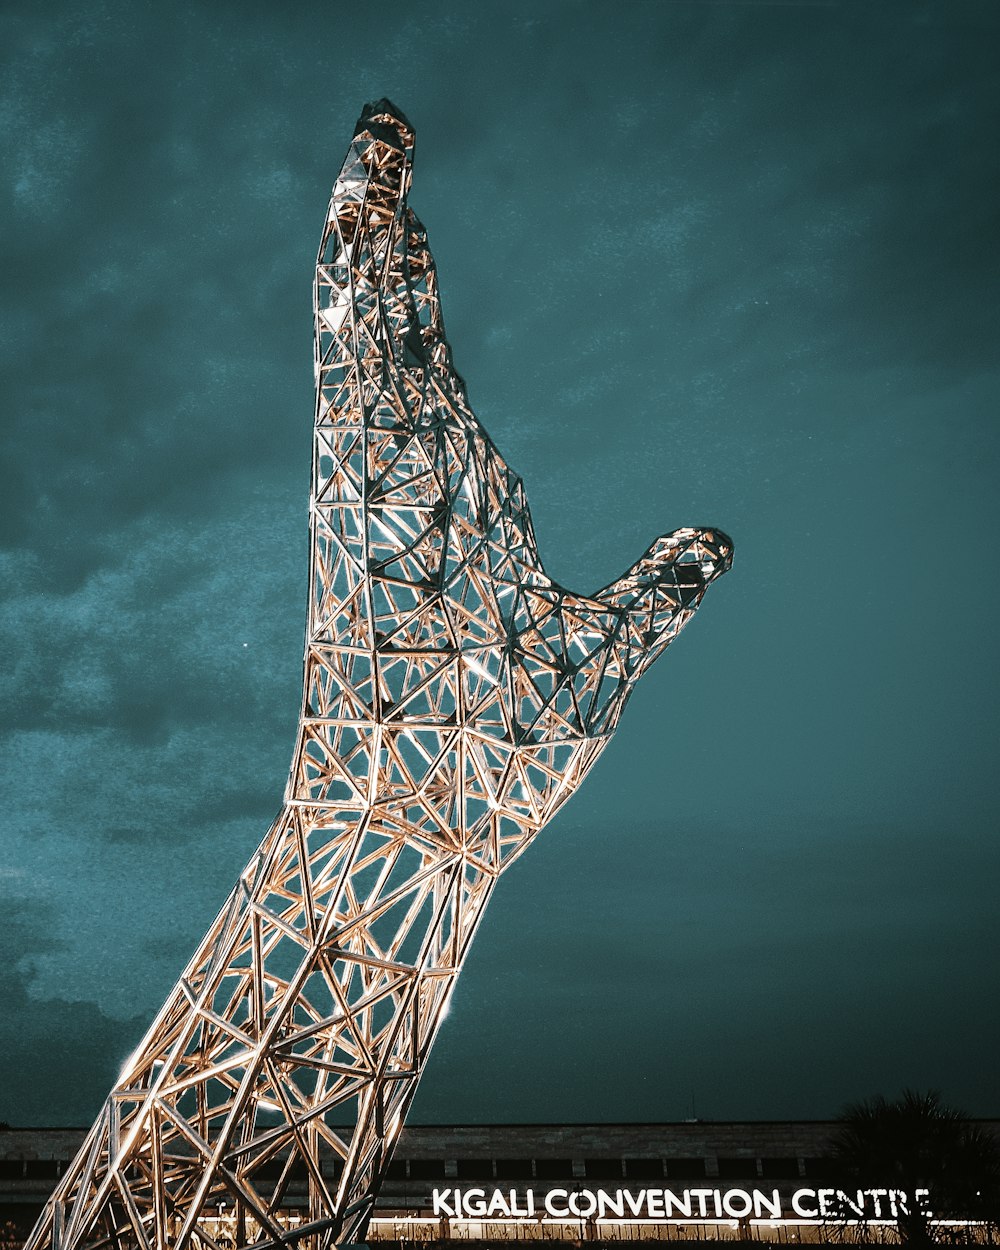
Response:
27,100,733,1250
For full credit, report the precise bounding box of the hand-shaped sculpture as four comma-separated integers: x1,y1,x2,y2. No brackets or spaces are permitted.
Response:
27,101,732,1250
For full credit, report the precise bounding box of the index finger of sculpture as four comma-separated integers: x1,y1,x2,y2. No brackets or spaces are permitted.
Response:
315,100,417,393
311,97,549,640
316,100,476,434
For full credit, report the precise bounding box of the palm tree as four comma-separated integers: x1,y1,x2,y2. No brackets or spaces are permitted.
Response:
828,1090,1000,1245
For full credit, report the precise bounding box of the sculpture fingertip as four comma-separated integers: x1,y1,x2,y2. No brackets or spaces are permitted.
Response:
354,98,415,151
651,526,734,581
700,528,734,578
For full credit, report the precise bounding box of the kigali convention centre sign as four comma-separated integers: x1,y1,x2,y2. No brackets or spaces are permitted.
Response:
431,1185,933,1222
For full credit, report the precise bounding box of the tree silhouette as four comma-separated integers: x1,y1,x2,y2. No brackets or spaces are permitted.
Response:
829,1090,1000,1246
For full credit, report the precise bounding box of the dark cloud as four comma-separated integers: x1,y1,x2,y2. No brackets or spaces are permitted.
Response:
0,901,145,1125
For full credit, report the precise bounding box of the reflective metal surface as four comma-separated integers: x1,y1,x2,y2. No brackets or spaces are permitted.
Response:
27,99,732,1250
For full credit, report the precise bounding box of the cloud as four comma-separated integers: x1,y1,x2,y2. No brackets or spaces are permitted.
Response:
0,899,145,1125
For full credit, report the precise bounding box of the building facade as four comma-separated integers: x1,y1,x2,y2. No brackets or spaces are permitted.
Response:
3,1120,997,1246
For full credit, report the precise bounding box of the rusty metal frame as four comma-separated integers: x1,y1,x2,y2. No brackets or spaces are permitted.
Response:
26,99,732,1250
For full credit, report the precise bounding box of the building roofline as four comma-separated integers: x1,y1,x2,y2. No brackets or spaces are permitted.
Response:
5,1118,1000,1132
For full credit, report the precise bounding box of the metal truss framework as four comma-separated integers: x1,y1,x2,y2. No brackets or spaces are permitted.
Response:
27,100,732,1250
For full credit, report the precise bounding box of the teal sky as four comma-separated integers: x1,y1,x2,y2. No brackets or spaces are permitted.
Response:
1,0,998,1126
